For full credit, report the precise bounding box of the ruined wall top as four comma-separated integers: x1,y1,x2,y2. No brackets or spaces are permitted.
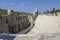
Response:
7,9,14,15
33,8,39,16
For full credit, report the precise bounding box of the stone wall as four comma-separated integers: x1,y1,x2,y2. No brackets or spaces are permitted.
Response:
0,10,31,34
28,15,33,27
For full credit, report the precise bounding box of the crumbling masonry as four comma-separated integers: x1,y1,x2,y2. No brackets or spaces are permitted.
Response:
0,10,31,34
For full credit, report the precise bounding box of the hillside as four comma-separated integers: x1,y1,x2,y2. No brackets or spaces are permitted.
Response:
0,9,32,16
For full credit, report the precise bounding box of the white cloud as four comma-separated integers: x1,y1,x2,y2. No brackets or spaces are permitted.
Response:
0,2,24,8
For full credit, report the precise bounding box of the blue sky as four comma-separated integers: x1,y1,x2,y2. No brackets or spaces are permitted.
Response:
0,0,60,13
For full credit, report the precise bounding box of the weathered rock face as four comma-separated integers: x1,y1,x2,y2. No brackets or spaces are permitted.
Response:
0,10,31,34
0,16,9,33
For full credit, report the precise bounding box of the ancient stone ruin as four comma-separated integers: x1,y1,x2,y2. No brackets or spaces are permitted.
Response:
0,8,60,40
0,9,31,34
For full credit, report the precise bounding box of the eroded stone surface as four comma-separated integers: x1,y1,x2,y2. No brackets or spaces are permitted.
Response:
29,14,60,34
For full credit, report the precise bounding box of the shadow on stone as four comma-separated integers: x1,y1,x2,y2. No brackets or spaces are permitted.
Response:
0,34,16,40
